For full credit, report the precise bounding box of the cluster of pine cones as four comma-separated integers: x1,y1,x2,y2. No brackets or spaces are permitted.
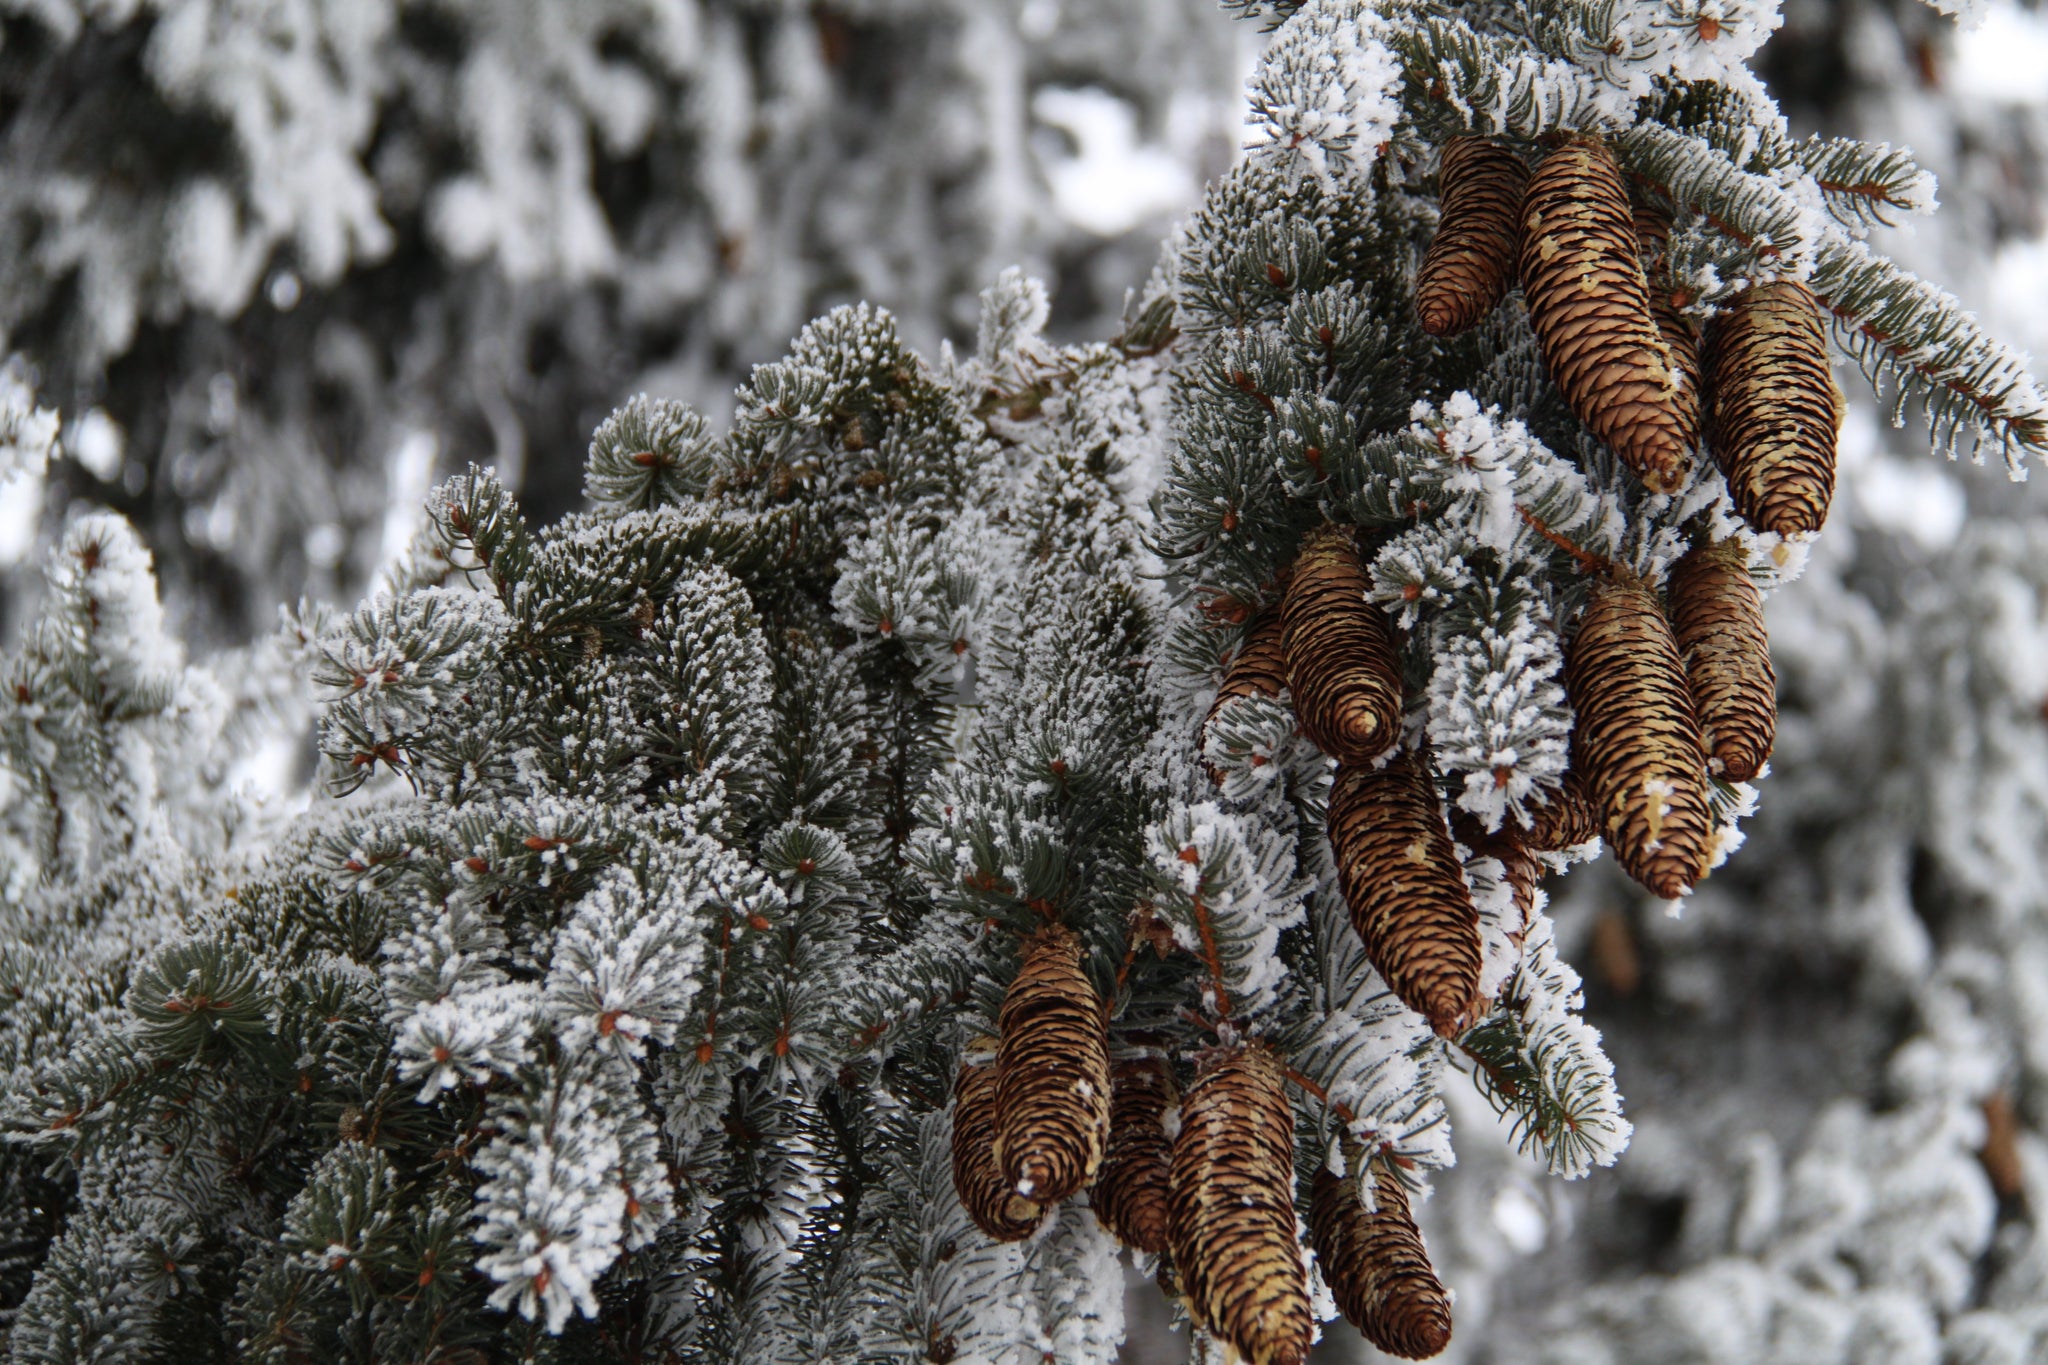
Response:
951,928,1451,1363
945,134,1845,1364
1414,132,1839,901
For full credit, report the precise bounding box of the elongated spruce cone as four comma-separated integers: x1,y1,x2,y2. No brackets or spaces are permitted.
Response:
995,925,1111,1205
1564,576,1715,898
1454,811,1542,931
1283,526,1403,765
1329,751,1484,1035
1634,208,1702,401
952,1062,1044,1242
1667,540,1774,781
1206,611,1289,738
1520,141,1698,492
1093,1057,1177,1253
1517,772,1601,852
1168,1045,1311,1365
1417,137,1529,337
1706,279,1843,537
1311,1166,1452,1360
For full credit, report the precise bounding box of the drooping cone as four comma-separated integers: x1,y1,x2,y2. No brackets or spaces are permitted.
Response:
1328,749,1484,1035
1633,208,1703,400
1564,575,1716,898
952,1061,1044,1241
1706,279,1844,536
1282,526,1404,765
1092,1057,1178,1254
1519,140,1699,493
1666,540,1775,781
1310,1166,1452,1360
1417,137,1529,337
995,925,1112,1205
1453,810,1542,930
1206,610,1289,736
1517,772,1601,852
1167,1044,1311,1365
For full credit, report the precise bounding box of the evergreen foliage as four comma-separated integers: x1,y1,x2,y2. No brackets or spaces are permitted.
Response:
0,0,2042,1359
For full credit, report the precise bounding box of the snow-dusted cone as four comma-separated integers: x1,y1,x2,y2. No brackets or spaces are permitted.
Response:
1634,208,1703,399
995,925,1112,1205
1206,610,1289,737
1518,772,1602,852
1519,140,1699,493
1706,279,1844,536
1667,540,1775,781
1310,1166,1453,1360
1167,1045,1311,1365
1092,1057,1178,1253
1564,575,1716,898
1282,526,1404,765
951,1061,1044,1242
1417,136,1529,337
1328,749,1484,1035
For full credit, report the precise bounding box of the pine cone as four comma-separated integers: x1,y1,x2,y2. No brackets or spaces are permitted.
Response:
1282,526,1404,765
1205,610,1290,766
995,925,1112,1205
1706,279,1843,536
1519,140,1699,493
1310,1166,1452,1360
1517,772,1601,851
951,1061,1044,1242
1328,749,1484,1035
1454,811,1542,927
1167,1044,1311,1365
1417,137,1529,337
1634,208,1703,401
1564,575,1715,898
1093,1057,1177,1253
1667,540,1775,781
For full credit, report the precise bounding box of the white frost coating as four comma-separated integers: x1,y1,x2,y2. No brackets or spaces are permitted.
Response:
392,980,542,1099
1428,613,1572,832
473,1062,630,1333
1144,799,1309,1020
0,363,60,483
1488,911,1632,1179
1461,846,1535,1003
1246,0,1405,182
543,866,712,1064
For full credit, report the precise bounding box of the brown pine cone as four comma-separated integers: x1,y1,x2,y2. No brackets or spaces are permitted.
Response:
1667,540,1775,781
1205,611,1290,756
1417,137,1529,337
951,1061,1044,1242
1454,811,1542,928
1282,526,1404,765
1706,279,1843,536
1167,1044,1311,1365
1328,750,1484,1035
1634,208,1703,402
1564,575,1715,898
995,925,1112,1205
1519,140,1699,493
1092,1057,1178,1254
1517,772,1602,851
1310,1166,1453,1360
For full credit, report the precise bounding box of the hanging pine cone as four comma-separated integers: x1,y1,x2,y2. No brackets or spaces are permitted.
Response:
1517,772,1601,851
1167,1044,1311,1365
1454,811,1542,929
1328,749,1484,1035
1092,1057,1178,1254
1667,540,1775,782
995,925,1112,1206
1206,610,1289,744
1417,137,1529,338
951,1061,1044,1242
1310,1165,1453,1360
1519,140,1699,493
1564,575,1715,898
1634,208,1703,401
1706,279,1844,536
1282,526,1404,765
